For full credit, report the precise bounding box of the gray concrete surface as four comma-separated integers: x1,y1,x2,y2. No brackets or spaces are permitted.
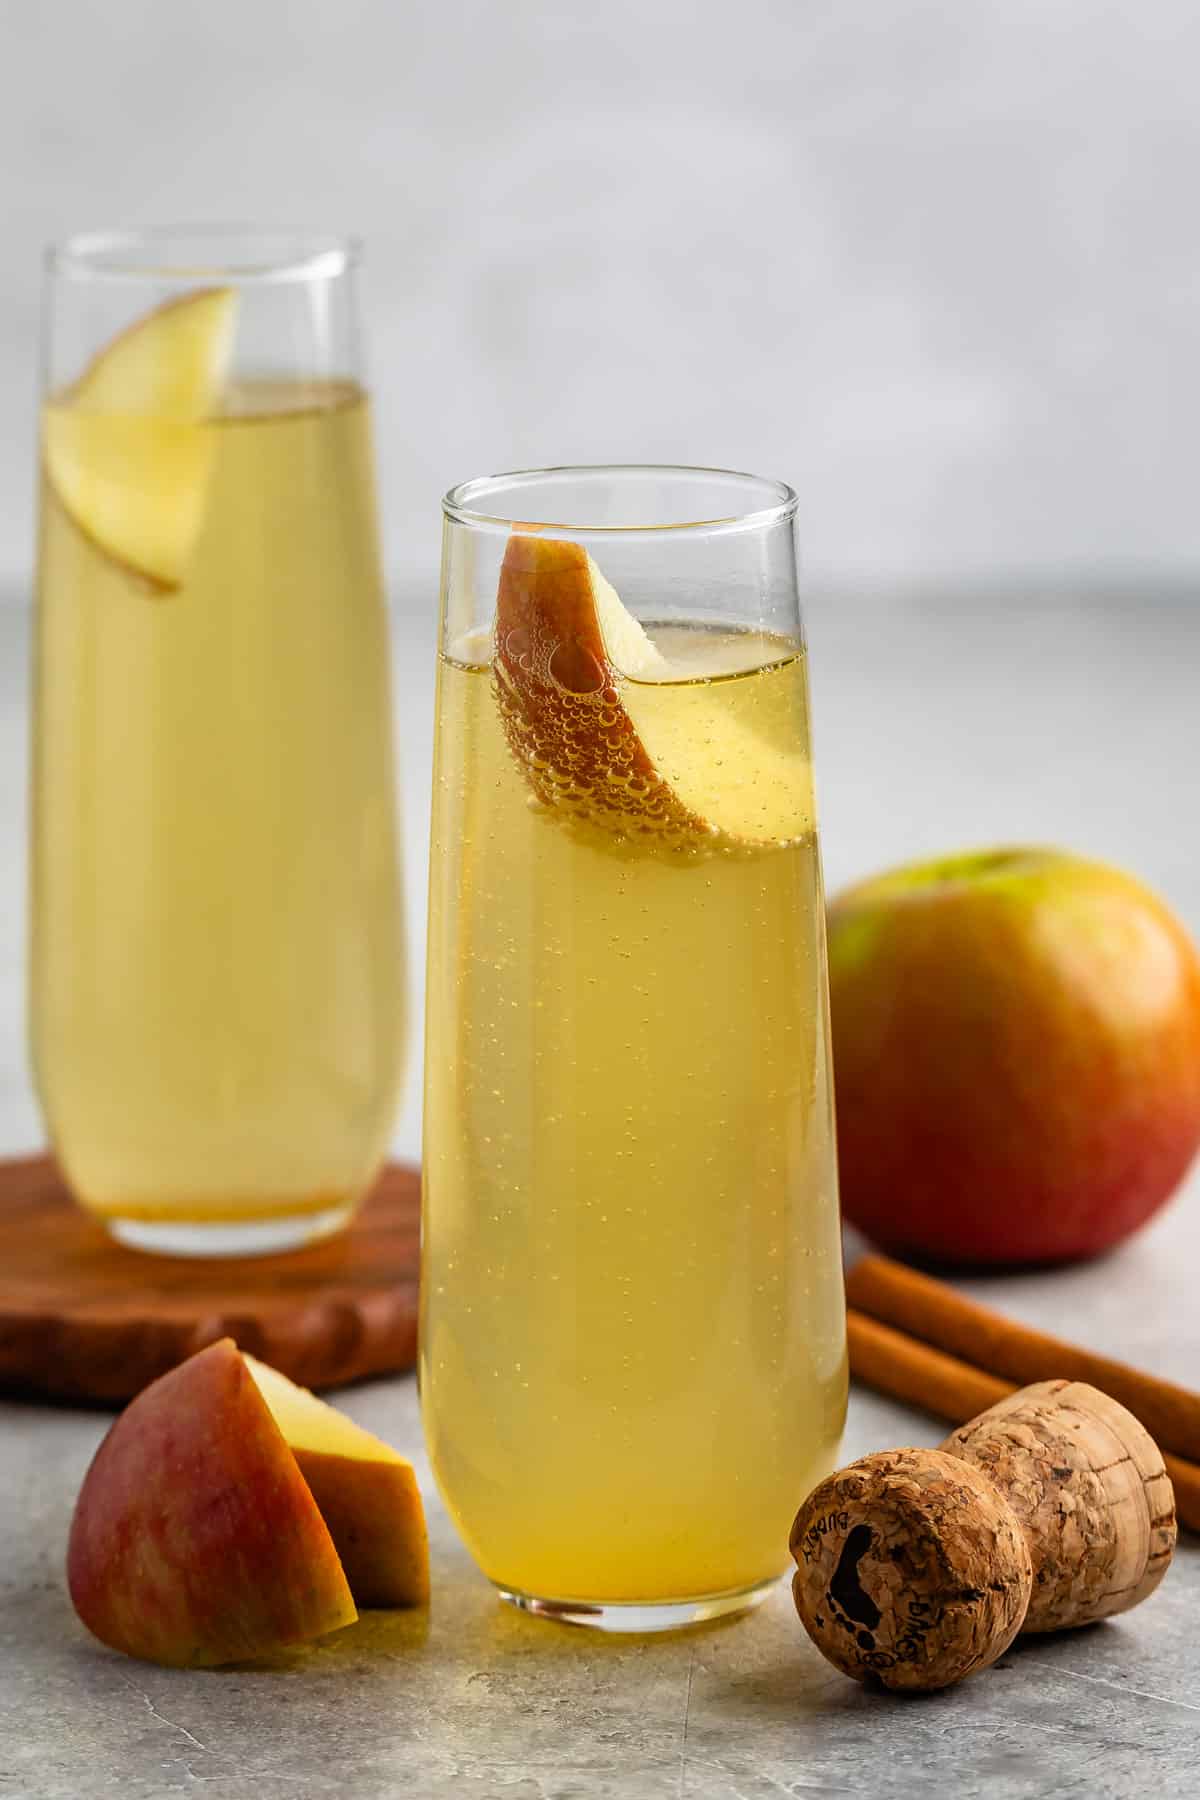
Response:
2,591,1199,1797
3,1369,1199,1800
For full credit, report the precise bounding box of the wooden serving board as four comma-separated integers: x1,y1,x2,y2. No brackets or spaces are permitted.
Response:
0,1155,420,1405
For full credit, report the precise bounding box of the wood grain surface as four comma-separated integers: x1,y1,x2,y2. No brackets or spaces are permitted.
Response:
0,1155,420,1405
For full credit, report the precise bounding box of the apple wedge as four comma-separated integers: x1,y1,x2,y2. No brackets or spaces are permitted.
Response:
43,286,237,590
67,1339,356,1668
493,533,813,850
494,533,712,845
243,1353,430,1608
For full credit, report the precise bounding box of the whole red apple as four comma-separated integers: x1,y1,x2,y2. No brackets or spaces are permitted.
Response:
826,848,1200,1265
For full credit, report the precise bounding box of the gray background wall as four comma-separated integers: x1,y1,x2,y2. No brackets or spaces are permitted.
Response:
3,0,1199,594
2,2,1197,1160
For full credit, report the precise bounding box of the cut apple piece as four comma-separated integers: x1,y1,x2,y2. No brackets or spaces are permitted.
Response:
67,1339,356,1669
495,534,713,846
243,1353,430,1609
493,533,813,849
55,287,238,417
43,286,236,590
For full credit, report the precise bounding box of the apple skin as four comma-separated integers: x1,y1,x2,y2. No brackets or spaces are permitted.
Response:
67,1340,357,1667
827,849,1200,1266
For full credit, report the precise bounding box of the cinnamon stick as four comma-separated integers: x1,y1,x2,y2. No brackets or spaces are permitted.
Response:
846,1308,1200,1534
847,1308,1012,1418
846,1252,1200,1466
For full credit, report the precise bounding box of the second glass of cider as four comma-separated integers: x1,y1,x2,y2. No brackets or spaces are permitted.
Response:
422,466,847,1628
31,230,407,1255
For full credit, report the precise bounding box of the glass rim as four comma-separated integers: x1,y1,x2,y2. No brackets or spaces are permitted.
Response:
442,464,798,535
44,225,361,286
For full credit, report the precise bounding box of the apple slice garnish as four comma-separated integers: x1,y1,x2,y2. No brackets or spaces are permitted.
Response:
42,286,237,591
493,533,813,850
244,1353,430,1609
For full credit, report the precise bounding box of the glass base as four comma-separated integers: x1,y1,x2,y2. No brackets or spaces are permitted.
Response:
494,1574,779,1632
106,1202,354,1258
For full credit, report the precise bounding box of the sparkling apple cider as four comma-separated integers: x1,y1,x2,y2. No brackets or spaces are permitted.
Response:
31,380,406,1241
423,618,847,1607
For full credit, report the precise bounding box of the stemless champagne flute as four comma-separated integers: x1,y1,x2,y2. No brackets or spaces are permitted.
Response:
423,467,847,1628
31,229,406,1255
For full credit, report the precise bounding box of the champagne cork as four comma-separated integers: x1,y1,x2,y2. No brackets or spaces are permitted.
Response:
790,1380,1177,1692
941,1378,1176,1632
790,1448,1033,1692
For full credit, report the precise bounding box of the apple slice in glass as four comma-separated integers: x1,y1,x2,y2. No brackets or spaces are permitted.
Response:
493,533,813,850
42,287,237,591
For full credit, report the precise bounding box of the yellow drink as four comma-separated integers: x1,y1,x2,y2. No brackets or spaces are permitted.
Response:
31,379,406,1246
422,617,846,1608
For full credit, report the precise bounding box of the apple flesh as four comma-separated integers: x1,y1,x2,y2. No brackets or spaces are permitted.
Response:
67,1339,356,1667
43,287,237,590
827,848,1200,1265
243,1354,429,1608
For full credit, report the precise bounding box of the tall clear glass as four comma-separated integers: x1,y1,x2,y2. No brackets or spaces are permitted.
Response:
30,229,406,1255
423,467,847,1628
